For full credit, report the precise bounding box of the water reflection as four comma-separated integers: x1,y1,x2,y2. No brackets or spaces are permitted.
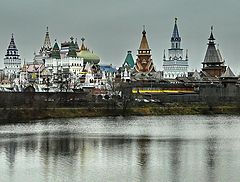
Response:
0,116,240,182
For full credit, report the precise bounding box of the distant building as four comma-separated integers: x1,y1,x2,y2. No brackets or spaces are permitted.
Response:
135,27,155,73
4,34,21,77
163,18,188,79
34,27,52,64
45,39,84,76
77,38,100,66
119,51,135,81
122,51,135,69
202,27,226,78
60,38,80,58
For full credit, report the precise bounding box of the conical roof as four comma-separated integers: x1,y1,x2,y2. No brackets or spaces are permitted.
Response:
221,66,236,78
203,28,223,64
192,69,201,80
43,27,51,49
8,34,17,49
5,34,20,57
123,51,135,68
67,37,77,58
139,29,150,50
203,44,221,63
171,18,181,41
51,40,61,59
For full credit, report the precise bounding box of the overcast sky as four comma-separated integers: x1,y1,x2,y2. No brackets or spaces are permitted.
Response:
0,0,240,74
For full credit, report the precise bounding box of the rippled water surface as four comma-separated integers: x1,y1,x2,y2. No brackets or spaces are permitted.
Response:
1,115,240,182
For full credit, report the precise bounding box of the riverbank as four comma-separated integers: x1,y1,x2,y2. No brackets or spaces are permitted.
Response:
0,103,240,123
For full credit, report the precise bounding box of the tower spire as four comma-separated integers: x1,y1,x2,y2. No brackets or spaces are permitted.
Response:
171,17,181,41
139,26,150,50
80,37,86,51
135,28,155,73
208,26,215,42
202,26,226,77
43,26,51,49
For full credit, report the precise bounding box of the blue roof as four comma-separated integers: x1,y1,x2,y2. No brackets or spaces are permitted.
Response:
99,65,117,73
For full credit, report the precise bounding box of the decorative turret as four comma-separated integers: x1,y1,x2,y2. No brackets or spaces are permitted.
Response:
80,37,87,51
77,38,100,65
51,40,61,59
202,26,226,77
67,37,77,58
135,26,155,73
43,27,52,50
220,66,238,86
122,51,134,68
163,49,166,61
4,33,21,76
163,18,188,79
34,27,52,64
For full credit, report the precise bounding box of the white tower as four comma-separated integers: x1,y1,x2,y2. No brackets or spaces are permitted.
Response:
163,18,188,79
4,34,21,77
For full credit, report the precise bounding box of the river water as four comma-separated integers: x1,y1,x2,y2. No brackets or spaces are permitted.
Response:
0,115,240,182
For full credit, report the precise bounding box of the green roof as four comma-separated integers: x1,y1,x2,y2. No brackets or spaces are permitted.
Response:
77,50,100,64
67,37,77,58
51,42,61,59
123,51,134,68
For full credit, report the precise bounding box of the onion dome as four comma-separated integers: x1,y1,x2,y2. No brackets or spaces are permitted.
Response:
77,50,100,64
77,38,100,64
